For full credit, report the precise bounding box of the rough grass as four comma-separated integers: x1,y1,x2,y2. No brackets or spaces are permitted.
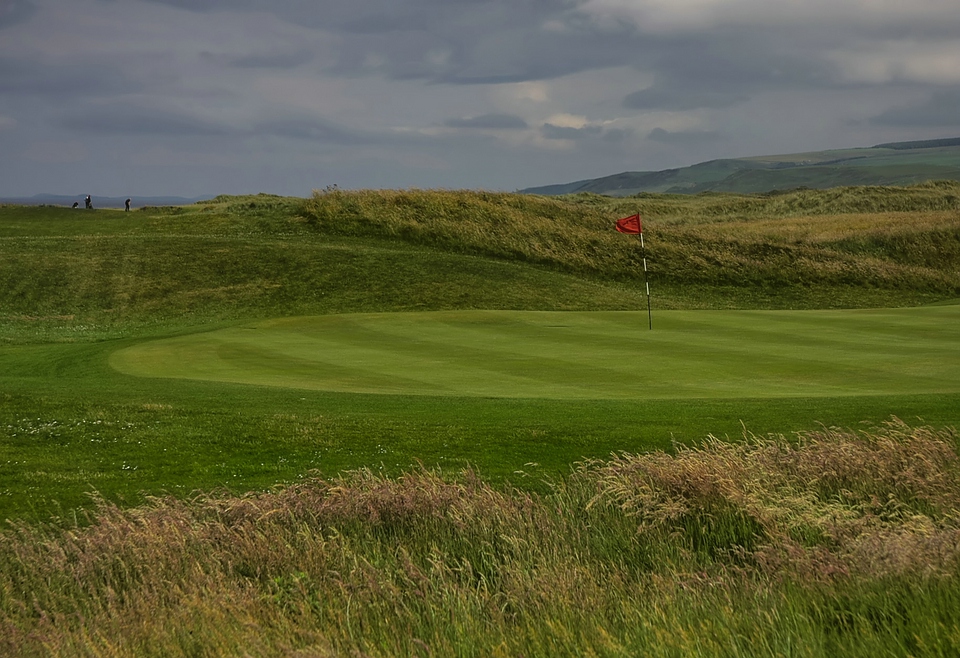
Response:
2,420,957,657
302,184,960,307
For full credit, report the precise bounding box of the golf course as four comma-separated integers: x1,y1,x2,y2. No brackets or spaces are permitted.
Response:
111,307,959,399
1,185,959,656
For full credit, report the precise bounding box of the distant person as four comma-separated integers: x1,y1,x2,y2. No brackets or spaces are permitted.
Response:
84,195,92,210
72,202,79,209
125,198,131,211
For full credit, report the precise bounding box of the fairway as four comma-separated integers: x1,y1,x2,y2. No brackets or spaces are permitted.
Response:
109,306,960,399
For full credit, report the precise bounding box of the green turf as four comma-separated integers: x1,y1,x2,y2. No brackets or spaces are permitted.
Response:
2,192,959,523
110,306,960,399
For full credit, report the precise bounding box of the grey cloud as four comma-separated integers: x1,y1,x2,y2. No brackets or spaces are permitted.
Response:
541,123,603,140
141,0,628,84
62,105,238,136
647,127,719,145
443,114,528,129
223,50,313,69
869,90,960,127
0,57,140,97
0,0,35,29
255,117,367,144
624,86,747,111
60,104,367,144
602,128,632,143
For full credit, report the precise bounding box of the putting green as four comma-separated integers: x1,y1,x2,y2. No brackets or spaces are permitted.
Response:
109,307,960,400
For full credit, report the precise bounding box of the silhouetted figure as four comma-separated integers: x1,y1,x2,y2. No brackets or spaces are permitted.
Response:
125,198,131,211
72,202,79,209
84,195,92,210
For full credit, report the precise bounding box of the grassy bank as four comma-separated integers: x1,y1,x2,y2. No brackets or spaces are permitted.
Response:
302,183,960,308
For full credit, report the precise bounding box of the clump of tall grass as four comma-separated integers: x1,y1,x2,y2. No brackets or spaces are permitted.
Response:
582,419,960,580
2,421,958,656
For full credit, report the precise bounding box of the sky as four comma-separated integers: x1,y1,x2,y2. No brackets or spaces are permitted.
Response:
2,0,960,198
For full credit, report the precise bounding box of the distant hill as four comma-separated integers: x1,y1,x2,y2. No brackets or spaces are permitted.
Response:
520,137,960,196
0,193,213,208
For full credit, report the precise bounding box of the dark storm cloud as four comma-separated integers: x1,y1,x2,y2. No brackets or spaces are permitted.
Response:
869,90,960,127
443,114,528,129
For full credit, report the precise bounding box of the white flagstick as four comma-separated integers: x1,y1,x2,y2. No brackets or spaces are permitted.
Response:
640,222,651,330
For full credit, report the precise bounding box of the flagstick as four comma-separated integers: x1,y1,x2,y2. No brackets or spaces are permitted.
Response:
640,227,651,330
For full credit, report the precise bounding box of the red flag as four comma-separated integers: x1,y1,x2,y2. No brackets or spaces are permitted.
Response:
615,213,642,234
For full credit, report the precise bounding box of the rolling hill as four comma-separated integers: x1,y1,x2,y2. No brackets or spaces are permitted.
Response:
520,136,960,196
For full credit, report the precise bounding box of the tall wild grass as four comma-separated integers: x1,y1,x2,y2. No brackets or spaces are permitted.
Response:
3,420,957,656
302,184,960,305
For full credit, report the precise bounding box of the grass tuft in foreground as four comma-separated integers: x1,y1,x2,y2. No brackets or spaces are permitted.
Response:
2,420,957,657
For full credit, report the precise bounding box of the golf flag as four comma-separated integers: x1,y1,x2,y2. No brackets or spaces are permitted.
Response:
615,213,642,234
614,212,652,330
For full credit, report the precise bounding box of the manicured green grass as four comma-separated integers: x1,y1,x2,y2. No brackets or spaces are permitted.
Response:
2,332,958,523
111,307,960,399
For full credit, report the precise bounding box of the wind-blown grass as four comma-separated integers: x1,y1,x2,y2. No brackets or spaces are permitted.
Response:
303,184,960,308
2,420,957,657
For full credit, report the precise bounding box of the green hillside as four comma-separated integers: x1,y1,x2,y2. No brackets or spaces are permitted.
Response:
2,187,960,657
521,137,960,195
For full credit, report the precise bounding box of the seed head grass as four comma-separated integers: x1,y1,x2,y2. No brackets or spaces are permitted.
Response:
2,421,958,656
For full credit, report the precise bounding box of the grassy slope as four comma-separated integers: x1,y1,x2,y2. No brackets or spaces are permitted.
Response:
2,188,960,657
0,186,959,523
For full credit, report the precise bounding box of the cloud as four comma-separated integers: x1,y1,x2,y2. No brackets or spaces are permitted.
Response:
217,49,314,70
576,0,960,34
647,127,719,145
443,113,528,129
61,105,239,136
59,102,369,145
0,56,140,97
869,89,960,127
254,116,368,144
541,122,603,140
0,0,35,29
624,86,746,110
828,40,960,85
6,0,960,197
22,140,87,164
